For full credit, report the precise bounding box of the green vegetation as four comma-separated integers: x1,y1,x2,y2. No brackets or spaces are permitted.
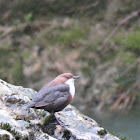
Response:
62,130,72,139
117,51,136,65
110,131,130,140
0,134,10,140
58,27,87,44
116,30,140,54
124,30,140,52
0,123,12,132
0,46,23,85
24,13,33,22
42,114,53,126
0,123,30,140
98,129,107,136
41,115,56,135
0,0,108,24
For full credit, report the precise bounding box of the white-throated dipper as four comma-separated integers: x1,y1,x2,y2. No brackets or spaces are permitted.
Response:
23,73,80,115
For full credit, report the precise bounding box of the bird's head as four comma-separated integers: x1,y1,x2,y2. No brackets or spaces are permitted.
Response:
54,73,80,85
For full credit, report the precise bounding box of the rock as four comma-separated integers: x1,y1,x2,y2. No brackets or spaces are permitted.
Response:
53,106,119,140
0,79,120,140
0,129,13,140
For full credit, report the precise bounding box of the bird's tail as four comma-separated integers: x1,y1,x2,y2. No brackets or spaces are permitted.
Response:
22,101,35,110
20,101,36,117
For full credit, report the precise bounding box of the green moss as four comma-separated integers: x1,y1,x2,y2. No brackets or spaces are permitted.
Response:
11,129,21,140
0,123,30,140
41,115,56,135
12,129,29,140
42,114,53,126
98,129,107,136
0,134,10,140
62,130,71,139
0,123,12,132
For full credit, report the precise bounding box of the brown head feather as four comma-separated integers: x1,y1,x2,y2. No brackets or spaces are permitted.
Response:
53,73,74,84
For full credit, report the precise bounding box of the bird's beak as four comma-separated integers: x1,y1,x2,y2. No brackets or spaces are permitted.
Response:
73,76,80,79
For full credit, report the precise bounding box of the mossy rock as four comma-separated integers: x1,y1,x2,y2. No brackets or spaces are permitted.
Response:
41,115,57,135
0,123,12,132
0,134,10,140
98,129,107,136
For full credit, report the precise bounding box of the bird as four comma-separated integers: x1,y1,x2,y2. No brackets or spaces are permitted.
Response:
23,73,80,115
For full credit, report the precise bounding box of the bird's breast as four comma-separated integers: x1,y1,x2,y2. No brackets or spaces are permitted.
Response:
65,79,75,98
69,85,75,98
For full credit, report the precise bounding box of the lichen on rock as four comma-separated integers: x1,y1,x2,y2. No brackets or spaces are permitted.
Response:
0,79,120,140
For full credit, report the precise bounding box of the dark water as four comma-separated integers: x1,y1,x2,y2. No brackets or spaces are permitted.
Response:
86,106,140,140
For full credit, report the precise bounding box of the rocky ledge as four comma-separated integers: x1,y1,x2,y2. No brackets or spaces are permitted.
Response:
0,79,120,140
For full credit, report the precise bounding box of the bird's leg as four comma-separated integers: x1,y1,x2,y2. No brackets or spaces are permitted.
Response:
49,112,63,126
48,112,60,125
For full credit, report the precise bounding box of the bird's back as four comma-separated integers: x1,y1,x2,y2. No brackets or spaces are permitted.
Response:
23,82,70,112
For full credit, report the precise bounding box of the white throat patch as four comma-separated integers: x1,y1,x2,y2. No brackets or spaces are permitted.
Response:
65,79,75,98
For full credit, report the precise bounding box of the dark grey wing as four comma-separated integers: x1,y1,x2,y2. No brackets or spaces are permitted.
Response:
35,90,69,108
23,84,69,109
34,84,69,107
33,84,69,102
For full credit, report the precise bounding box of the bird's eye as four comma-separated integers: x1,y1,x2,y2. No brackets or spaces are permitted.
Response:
66,77,69,79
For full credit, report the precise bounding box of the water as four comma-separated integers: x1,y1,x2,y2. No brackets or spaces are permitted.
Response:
86,106,140,140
